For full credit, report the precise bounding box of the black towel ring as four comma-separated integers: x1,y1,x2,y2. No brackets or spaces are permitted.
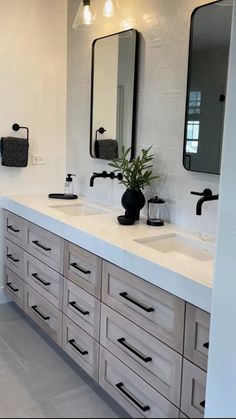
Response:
12,123,29,142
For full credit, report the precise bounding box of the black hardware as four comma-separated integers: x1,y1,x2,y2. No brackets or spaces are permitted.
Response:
117,338,152,363
115,382,150,412
95,127,106,141
32,240,51,252
69,301,90,316
203,342,209,350
7,225,20,233
68,339,88,356
7,254,19,263
32,273,51,287
31,305,50,320
70,262,91,275
12,123,29,143
191,189,219,215
200,400,205,409
119,292,155,313
191,188,212,197
220,94,225,102
7,282,19,292
89,171,123,187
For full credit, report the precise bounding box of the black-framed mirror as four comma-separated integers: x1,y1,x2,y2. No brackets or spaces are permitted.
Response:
183,0,233,175
90,29,139,160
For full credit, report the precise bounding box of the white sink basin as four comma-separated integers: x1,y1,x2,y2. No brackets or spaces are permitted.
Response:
135,233,214,262
48,203,106,216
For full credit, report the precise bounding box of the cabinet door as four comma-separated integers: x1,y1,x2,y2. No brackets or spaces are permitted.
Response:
64,241,102,298
5,239,25,279
4,267,24,309
102,261,185,353
184,304,210,371
4,210,26,248
181,359,206,418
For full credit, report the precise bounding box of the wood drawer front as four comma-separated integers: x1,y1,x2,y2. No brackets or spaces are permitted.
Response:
25,222,64,274
24,285,62,346
64,241,102,298
4,267,24,309
102,262,185,353
99,347,179,418
62,315,99,382
181,359,207,418
25,253,63,310
184,304,210,371
4,210,26,248
100,304,182,407
5,239,24,279
63,278,100,341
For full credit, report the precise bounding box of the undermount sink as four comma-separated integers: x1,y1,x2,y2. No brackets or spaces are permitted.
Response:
48,203,107,216
135,233,215,262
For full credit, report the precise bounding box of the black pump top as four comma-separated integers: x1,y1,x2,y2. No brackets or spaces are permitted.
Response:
148,195,165,204
66,174,76,182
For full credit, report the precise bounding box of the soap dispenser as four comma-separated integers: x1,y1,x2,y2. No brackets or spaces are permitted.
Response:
64,174,76,196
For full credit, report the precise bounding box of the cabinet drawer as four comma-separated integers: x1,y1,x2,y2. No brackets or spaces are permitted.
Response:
24,285,62,345
25,253,63,309
100,304,182,407
25,222,64,274
62,315,99,381
5,239,24,279
4,267,24,309
63,278,100,341
184,304,210,371
64,241,102,298
4,210,26,248
102,262,185,353
181,359,206,418
99,347,179,418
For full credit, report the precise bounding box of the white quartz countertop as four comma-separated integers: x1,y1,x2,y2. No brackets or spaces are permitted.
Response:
1,194,214,312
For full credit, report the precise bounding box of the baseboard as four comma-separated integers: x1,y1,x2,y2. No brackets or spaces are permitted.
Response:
0,287,11,304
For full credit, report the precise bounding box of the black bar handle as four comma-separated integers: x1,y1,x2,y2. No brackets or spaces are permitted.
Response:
117,338,152,363
32,273,51,287
31,305,50,321
7,225,20,233
119,292,155,313
200,400,205,409
116,382,150,412
7,254,20,263
68,339,88,356
191,189,212,197
32,240,51,252
70,262,91,275
7,282,19,292
69,301,90,316
203,342,209,350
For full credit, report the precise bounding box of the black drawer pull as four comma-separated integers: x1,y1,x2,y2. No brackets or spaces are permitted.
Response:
32,240,51,252
119,292,155,313
7,225,20,233
200,400,205,409
7,282,19,292
116,382,150,412
68,339,88,356
70,262,91,275
203,342,209,350
31,305,50,321
7,254,20,263
69,301,89,316
117,338,152,363
32,273,51,287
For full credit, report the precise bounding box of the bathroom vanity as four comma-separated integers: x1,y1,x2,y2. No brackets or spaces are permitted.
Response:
1,194,213,418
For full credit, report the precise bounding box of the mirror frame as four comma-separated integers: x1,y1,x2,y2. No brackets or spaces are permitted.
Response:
182,0,229,175
90,29,139,160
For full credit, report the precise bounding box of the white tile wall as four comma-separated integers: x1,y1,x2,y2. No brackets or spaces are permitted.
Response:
67,0,219,237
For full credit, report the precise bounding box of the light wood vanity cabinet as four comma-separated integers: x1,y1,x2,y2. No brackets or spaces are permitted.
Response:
3,209,211,418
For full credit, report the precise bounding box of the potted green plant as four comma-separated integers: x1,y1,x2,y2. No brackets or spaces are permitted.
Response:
109,146,158,223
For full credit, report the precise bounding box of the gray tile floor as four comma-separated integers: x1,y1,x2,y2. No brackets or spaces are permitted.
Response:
0,303,129,418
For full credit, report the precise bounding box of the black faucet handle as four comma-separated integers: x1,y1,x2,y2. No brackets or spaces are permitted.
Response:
191,188,212,197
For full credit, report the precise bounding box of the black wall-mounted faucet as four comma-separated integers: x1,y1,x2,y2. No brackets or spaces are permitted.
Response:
191,189,219,215
89,170,123,187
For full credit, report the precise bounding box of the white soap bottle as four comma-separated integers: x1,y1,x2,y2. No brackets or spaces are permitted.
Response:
64,174,76,196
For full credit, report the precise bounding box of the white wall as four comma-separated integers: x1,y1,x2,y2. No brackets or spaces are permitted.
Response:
0,0,67,299
205,4,236,418
67,0,219,237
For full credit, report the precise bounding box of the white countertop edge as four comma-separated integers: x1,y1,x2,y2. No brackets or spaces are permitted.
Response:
1,196,212,313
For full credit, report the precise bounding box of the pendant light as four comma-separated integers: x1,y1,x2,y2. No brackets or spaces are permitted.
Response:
72,0,95,29
103,0,119,18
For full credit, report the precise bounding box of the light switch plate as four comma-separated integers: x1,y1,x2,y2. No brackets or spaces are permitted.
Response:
31,155,47,165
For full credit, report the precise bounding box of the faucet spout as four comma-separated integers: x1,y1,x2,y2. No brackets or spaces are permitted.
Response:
196,194,219,215
89,171,123,187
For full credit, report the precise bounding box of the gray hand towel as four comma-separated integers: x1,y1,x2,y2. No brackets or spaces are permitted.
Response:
95,139,118,160
1,137,29,167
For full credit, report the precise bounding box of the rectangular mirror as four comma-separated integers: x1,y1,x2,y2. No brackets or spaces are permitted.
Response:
183,0,233,175
90,29,139,160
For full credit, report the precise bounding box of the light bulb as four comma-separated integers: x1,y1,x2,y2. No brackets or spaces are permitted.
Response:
83,4,93,24
72,0,94,29
103,0,119,18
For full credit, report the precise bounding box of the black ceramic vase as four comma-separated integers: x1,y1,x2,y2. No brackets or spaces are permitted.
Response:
121,189,145,221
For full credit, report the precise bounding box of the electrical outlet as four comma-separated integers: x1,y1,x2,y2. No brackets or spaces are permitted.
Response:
31,155,47,165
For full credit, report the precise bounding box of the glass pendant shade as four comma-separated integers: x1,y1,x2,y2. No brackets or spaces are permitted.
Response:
103,0,119,18
72,0,95,29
